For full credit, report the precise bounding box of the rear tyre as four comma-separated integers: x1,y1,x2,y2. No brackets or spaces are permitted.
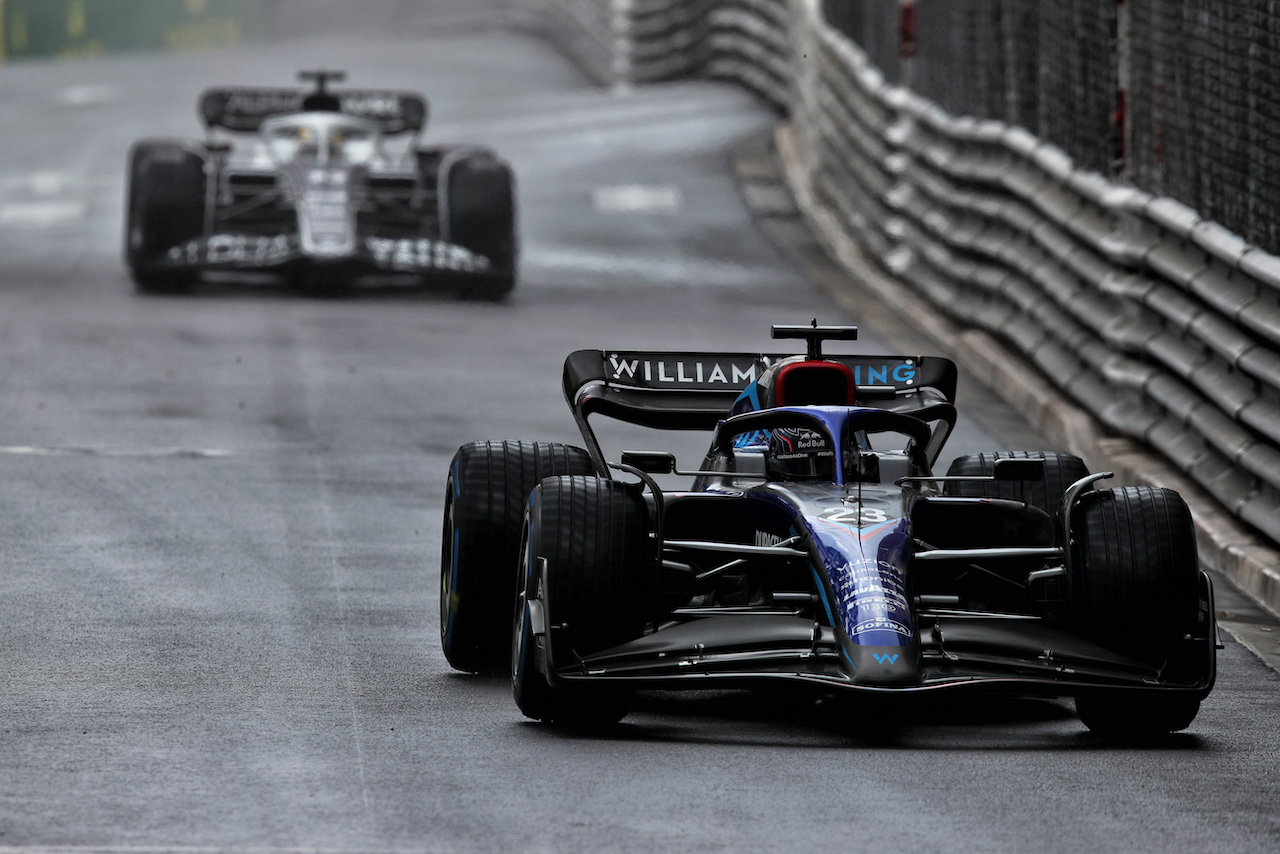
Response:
440,441,594,674
125,141,206,294
944,450,1091,519
513,476,652,725
442,149,517,301
1069,487,1206,734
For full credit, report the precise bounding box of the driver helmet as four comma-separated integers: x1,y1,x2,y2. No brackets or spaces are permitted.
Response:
296,125,319,161
766,426,835,481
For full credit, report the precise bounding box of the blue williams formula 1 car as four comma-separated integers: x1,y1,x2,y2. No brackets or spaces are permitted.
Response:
441,325,1217,735
125,70,516,298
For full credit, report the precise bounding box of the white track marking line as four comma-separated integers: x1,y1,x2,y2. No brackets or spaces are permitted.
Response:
1221,621,1280,673
0,446,231,458
0,848,419,853
290,319,375,819
29,170,68,195
53,84,118,106
0,200,87,227
592,184,682,213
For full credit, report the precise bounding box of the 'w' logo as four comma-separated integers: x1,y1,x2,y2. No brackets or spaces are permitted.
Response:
872,653,899,665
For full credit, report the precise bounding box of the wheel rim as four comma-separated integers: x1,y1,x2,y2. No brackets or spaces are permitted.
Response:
512,516,533,690
440,476,458,644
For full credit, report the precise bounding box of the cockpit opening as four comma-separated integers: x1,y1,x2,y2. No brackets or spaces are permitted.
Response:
262,113,380,165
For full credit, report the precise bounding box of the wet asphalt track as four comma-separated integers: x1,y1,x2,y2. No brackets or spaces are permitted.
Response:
0,10,1278,853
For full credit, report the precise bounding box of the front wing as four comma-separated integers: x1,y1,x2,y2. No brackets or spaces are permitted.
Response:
160,233,495,276
544,578,1218,700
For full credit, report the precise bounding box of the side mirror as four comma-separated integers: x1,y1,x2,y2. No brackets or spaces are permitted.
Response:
619,450,676,475
993,458,1046,482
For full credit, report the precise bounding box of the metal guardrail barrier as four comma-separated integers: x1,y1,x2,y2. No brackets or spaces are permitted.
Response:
515,0,1280,552
797,0,1280,544
503,0,621,84
512,0,793,107
803,11,1280,540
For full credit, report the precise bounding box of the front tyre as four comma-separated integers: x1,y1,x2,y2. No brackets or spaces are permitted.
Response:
440,441,593,674
125,140,206,294
513,476,652,725
1069,487,1208,735
1075,692,1201,737
441,148,517,301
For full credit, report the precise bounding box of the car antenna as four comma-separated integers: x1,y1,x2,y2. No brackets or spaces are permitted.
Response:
770,321,859,361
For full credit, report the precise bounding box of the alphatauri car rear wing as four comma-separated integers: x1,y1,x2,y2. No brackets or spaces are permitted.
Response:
562,349,958,472
199,87,428,134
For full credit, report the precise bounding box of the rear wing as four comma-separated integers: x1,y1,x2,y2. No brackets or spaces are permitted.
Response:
563,349,958,469
199,87,428,134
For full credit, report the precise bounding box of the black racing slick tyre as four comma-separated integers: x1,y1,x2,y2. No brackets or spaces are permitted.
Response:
944,450,1091,518
1069,486,1202,663
1075,692,1201,738
442,149,517,301
513,476,652,725
440,441,594,674
1069,487,1207,735
125,140,206,294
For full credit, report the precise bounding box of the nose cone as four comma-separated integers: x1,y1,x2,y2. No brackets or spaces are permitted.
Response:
284,164,358,258
845,643,920,685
